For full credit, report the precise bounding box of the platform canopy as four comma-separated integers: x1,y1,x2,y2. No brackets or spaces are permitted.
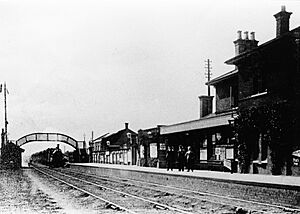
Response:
160,112,236,135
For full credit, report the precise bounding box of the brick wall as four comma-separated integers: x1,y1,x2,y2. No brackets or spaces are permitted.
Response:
238,37,296,103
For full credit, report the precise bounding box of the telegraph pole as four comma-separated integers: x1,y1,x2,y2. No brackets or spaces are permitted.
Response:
205,59,212,96
4,82,8,145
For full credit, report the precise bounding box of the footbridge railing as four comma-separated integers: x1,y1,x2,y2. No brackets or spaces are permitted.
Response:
16,133,78,149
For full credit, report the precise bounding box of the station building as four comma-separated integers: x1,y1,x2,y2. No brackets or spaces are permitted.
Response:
225,6,300,175
160,6,300,175
137,126,166,168
88,7,299,175
160,81,237,172
0,141,24,169
0,129,24,169
91,123,138,165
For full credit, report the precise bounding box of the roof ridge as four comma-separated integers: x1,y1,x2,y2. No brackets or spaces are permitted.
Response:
225,25,300,64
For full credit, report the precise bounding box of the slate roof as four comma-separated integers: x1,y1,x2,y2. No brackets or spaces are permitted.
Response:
102,128,137,146
93,133,110,143
206,69,238,86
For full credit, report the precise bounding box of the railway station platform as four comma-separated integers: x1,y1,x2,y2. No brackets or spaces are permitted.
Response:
70,163,300,190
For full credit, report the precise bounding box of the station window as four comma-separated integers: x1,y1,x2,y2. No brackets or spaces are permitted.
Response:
254,133,268,162
252,70,267,95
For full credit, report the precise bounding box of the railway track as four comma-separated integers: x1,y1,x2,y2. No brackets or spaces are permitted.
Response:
32,165,300,213
58,168,300,214
32,165,193,214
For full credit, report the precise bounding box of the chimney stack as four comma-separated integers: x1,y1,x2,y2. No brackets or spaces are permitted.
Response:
244,31,249,40
250,32,255,40
234,30,258,56
125,122,129,129
274,6,292,37
237,30,242,40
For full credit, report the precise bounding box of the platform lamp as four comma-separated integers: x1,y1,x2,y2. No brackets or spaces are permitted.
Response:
228,117,235,127
147,131,153,166
228,117,236,146
228,104,238,141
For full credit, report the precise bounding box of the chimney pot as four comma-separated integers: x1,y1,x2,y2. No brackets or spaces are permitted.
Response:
281,5,286,12
250,32,255,40
237,30,242,39
244,31,249,40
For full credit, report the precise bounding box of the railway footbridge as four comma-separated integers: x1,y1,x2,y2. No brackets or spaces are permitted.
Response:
16,132,81,149
12,132,86,164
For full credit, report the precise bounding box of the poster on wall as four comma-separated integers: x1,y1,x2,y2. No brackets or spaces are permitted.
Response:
293,150,300,166
200,149,207,160
140,145,144,158
220,147,226,160
128,149,132,164
159,143,166,150
150,143,158,158
226,148,234,159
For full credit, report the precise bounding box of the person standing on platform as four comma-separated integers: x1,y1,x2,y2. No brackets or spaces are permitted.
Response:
177,145,185,171
185,146,195,172
166,146,174,171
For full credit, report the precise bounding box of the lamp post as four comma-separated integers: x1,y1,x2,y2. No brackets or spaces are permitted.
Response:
3,82,8,146
228,113,237,173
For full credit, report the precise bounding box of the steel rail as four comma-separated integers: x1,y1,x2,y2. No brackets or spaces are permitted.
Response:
60,169,265,213
32,166,138,214
34,166,193,214
114,173,300,213
65,168,300,213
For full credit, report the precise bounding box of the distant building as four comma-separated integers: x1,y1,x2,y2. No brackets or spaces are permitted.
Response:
92,123,138,165
0,141,24,169
91,133,109,163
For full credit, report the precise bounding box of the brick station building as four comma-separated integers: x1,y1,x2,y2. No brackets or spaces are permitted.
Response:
160,84,237,172
160,6,300,175
91,123,138,165
225,6,300,175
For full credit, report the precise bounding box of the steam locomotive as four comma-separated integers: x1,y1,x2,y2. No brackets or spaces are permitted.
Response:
30,146,69,168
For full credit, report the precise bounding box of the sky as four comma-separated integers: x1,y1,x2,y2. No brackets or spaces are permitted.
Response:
0,0,299,157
